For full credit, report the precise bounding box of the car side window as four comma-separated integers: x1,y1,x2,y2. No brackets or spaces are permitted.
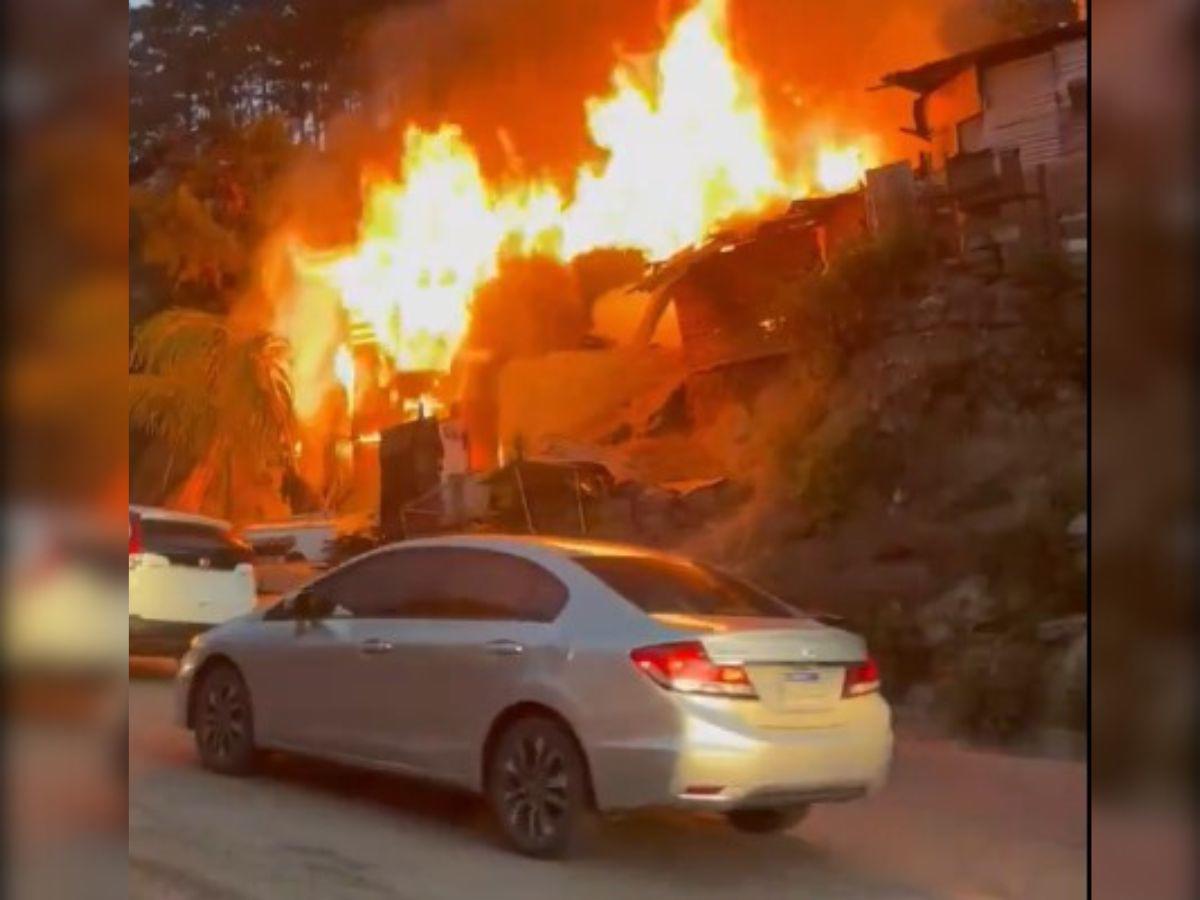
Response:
353,547,567,622
313,553,400,618
141,519,252,570
262,552,395,621
267,547,567,622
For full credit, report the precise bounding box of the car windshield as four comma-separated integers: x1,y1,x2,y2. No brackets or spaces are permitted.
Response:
575,555,796,619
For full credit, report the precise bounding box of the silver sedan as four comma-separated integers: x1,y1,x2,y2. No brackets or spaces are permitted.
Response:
176,535,892,857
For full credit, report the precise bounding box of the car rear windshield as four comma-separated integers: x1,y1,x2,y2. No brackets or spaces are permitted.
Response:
139,518,253,570
575,555,796,618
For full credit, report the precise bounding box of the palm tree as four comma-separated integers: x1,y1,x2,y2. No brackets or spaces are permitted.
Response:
130,308,297,520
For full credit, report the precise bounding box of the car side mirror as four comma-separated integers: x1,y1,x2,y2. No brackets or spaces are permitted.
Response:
294,589,334,620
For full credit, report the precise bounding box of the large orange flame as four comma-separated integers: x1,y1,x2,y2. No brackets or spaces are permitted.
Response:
279,0,876,421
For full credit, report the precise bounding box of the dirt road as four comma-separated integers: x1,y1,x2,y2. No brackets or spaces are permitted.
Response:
129,660,1085,899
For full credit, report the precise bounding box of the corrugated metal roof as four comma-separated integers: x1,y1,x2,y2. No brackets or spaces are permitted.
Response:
879,20,1088,95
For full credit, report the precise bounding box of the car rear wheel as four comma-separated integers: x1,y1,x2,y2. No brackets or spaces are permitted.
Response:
193,663,256,775
487,716,589,858
725,805,810,834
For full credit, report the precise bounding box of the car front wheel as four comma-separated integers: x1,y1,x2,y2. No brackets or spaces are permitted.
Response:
193,663,257,775
725,805,810,834
487,716,590,858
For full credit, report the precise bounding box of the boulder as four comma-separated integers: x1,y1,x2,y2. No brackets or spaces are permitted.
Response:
916,574,997,646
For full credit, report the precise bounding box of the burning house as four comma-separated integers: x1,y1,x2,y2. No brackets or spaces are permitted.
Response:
636,190,868,371
263,0,902,531
874,20,1088,261
487,185,866,512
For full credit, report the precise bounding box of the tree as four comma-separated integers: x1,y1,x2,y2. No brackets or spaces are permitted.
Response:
129,0,414,164
131,116,295,321
130,308,297,522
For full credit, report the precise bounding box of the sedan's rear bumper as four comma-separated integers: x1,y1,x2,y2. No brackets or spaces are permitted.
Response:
680,783,869,811
173,647,202,729
668,705,893,810
589,694,893,813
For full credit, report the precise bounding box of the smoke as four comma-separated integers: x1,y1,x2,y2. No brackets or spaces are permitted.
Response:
271,0,1003,258
351,0,680,188
275,0,1039,256
339,0,972,190
724,0,961,170
464,254,589,361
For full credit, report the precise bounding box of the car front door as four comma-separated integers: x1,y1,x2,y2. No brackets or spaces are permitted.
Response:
245,554,396,758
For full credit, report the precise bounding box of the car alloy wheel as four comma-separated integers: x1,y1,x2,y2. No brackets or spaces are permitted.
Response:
489,718,587,858
194,665,256,775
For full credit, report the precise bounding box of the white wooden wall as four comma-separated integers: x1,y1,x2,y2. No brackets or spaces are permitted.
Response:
976,38,1087,168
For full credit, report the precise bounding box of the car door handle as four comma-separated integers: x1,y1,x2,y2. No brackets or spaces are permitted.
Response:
483,639,525,657
359,638,395,655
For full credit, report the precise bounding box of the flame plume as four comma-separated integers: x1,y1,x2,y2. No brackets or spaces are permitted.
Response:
278,0,876,422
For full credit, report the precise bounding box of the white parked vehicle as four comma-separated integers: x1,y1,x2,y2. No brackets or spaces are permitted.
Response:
129,506,256,657
240,515,360,565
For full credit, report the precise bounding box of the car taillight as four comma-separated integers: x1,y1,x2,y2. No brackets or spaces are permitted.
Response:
842,656,880,697
630,641,757,698
128,514,143,555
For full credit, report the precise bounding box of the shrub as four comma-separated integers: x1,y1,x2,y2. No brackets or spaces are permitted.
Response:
781,417,901,526
1009,246,1080,301
979,515,1086,621
828,224,934,300
940,631,1045,742
779,224,936,364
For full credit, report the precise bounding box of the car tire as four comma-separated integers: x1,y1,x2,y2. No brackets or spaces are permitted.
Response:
193,663,257,776
487,716,590,858
725,805,810,834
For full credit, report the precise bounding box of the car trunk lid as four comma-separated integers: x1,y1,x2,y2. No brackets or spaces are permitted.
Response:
651,614,868,727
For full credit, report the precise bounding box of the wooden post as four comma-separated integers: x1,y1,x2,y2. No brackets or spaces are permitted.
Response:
514,464,536,534
574,468,588,535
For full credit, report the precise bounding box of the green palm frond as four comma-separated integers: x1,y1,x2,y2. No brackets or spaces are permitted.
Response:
131,308,229,383
131,308,298,512
130,372,216,455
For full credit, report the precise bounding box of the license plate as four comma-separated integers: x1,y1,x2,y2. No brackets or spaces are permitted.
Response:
785,669,821,683
781,667,836,707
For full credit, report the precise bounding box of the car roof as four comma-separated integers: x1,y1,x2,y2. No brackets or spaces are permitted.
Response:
241,511,375,534
382,533,669,560
241,520,337,533
129,505,231,531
